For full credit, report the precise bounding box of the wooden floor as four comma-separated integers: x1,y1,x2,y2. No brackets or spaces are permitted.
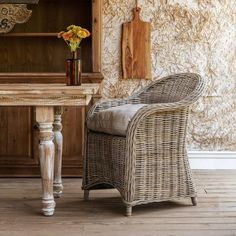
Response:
0,170,236,236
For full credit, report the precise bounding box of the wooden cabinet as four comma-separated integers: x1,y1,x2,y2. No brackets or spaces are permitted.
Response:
0,0,103,176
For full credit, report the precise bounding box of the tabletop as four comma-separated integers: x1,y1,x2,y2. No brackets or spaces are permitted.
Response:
0,83,100,106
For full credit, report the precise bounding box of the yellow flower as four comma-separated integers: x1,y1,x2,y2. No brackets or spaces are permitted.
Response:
58,25,90,52
77,28,90,38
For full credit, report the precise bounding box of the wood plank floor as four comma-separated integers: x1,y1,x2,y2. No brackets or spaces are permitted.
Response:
0,170,236,236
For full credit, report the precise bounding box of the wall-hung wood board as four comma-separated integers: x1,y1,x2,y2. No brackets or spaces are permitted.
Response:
122,7,151,80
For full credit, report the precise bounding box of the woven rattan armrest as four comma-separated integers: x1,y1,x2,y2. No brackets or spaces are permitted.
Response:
126,102,189,133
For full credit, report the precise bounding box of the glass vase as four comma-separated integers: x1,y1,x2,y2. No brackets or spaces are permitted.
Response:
66,51,82,86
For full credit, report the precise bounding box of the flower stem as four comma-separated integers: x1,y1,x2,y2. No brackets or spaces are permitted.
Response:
72,50,77,59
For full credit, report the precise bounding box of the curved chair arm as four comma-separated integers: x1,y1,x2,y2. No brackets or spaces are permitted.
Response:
126,101,191,136
126,75,205,135
177,74,205,104
124,102,191,192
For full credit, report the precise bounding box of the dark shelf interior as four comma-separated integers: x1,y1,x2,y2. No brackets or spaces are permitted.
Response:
0,0,92,73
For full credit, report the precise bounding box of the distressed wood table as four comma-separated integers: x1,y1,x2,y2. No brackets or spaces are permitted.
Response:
0,83,100,216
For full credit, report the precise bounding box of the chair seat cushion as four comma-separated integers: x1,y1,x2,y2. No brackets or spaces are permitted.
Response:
87,104,146,136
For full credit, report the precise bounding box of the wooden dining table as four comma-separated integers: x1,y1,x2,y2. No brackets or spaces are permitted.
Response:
0,83,100,216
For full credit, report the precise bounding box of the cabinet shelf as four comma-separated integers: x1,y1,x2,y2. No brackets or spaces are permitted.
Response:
0,72,103,83
0,32,58,37
0,0,102,75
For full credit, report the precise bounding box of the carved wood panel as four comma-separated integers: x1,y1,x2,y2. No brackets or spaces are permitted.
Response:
0,4,32,33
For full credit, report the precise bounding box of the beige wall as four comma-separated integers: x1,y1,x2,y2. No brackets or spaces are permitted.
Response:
102,0,236,151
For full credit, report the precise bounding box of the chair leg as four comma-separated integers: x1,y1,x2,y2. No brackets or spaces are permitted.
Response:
84,190,90,201
125,206,132,217
191,197,197,206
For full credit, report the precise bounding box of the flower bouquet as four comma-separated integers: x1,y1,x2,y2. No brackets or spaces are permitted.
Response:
58,25,90,85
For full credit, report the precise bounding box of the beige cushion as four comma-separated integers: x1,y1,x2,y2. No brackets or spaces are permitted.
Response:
87,104,146,136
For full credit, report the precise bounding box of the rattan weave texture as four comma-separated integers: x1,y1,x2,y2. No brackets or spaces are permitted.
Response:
82,73,205,216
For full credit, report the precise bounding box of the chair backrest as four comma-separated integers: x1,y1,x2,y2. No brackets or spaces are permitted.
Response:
135,73,204,104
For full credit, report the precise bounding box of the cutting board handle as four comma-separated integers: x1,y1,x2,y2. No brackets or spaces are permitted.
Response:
133,7,141,21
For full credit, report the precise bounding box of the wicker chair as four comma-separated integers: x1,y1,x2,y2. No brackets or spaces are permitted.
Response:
82,73,205,216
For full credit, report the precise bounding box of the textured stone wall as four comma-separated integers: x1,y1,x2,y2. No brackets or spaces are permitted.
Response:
102,0,236,151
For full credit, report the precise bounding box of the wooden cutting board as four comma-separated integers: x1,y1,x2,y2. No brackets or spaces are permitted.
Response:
122,7,151,79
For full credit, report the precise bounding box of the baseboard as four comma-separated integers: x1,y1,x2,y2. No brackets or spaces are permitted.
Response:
188,151,236,169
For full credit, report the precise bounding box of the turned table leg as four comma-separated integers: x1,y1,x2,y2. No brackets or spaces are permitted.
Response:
53,107,63,198
36,107,55,216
